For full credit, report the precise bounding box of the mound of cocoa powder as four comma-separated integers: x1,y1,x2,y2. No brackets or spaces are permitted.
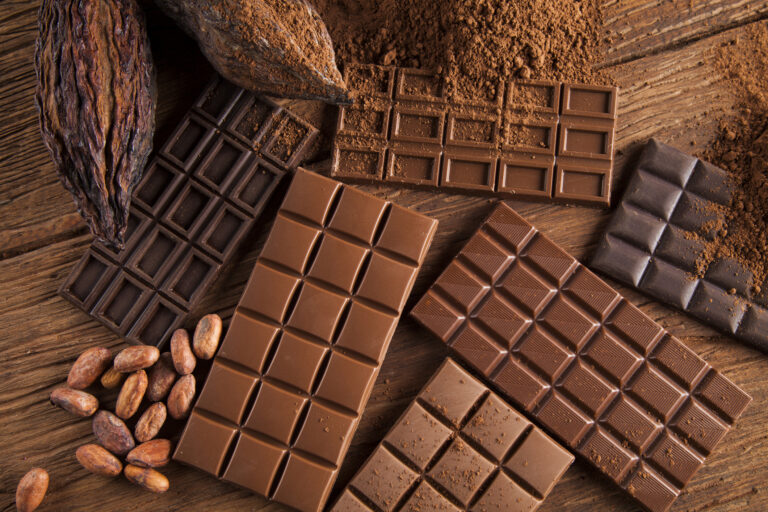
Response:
310,0,610,100
693,22,768,295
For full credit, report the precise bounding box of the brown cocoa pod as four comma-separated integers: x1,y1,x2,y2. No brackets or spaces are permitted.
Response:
124,464,169,493
114,346,159,373
135,402,167,443
153,0,349,104
192,314,222,360
92,410,135,455
50,386,98,417
67,347,112,389
75,444,122,477
147,353,177,402
126,439,172,468
167,374,195,420
100,365,125,389
115,370,148,419
16,468,48,512
35,0,156,247
170,329,196,375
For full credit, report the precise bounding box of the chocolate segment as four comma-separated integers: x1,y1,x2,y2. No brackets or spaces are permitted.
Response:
59,76,318,348
592,139,768,352
173,170,438,512
411,202,751,512
332,64,618,206
329,358,573,512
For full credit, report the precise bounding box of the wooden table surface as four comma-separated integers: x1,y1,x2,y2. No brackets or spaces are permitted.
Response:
2,1,768,511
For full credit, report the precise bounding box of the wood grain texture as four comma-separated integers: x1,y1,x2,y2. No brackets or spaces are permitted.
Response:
1,1,767,511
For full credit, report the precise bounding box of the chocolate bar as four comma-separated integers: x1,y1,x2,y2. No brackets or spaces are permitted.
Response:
411,202,751,512
59,76,318,348
330,358,573,512
173,170,438,512
592,139,768,352
331,64,617,206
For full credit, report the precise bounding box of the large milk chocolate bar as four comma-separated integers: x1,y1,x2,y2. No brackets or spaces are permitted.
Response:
173,170,438,512
59,76,317,348
411,202,751,512
331,65,618,206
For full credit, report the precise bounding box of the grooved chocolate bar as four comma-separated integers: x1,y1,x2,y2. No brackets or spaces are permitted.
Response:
59,76,318,348
330,358,573,512
411,203,751,512
331,64,618,206
592,139,768,352
173,169,438,512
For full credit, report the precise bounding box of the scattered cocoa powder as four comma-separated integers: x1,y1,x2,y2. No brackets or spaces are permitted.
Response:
310,0,609,101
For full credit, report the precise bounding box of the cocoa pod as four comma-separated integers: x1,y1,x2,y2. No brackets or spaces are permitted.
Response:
67,347,112,389
126,439,172,468
92,410,135,455
115,370,148,419
192,314,222,360
170,329,196,375
124,465,169,493
114,346,159,373
50,386,98,417
135,402,167,443
16,468,48,512
35,0,156,247
167,374,195,420
75,444,122,477
100,365,125,389
153,0,350,104
147,353,177,402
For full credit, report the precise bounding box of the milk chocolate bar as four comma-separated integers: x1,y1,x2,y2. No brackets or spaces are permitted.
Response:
331,64,618,206
59,76,318,348
592,139,768,352
411,202,751,512
173,170,438,512
330,358,573,512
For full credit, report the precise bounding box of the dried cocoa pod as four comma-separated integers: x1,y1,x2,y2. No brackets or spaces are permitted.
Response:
68,347,112,389
16,468,48,512
50,386,99,417
92,410,135,455
35,0,156,247
167,374,195,420
147,353,177,402
135,403,167,443
192,314,221,360
115,370,148,419
100,365,125,389
153,0,350,104
126,439,172,468
124,464,169,493
75,444,122,477
114,346,159,373
170,329,196,375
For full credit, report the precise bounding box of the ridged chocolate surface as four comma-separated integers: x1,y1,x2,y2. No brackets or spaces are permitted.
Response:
173,170,438,512
58,76,318,348
411,202,751,512
330,358,573,512
592,139,768,352
331,65,618,206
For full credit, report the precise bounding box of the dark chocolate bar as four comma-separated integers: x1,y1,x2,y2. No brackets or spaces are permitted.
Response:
592,139,768,352
173,169,438,512
59,76,318,348
330,358,573,512
331,64,617,206
411,202,751,512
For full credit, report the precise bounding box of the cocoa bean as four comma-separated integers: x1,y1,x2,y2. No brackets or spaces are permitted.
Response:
147,353,177,402
35,0,156,247
15,468,48,512
167,374,195,420
135,402,167,443
126,439,172,468
114,346,159,373
67,347,112,389
92,410,135,455
192,314,222,360
124,465,169,493
115,370,148,420
75,444,122,477
100,365,125,389
170,329,195,375
50,386,98,417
